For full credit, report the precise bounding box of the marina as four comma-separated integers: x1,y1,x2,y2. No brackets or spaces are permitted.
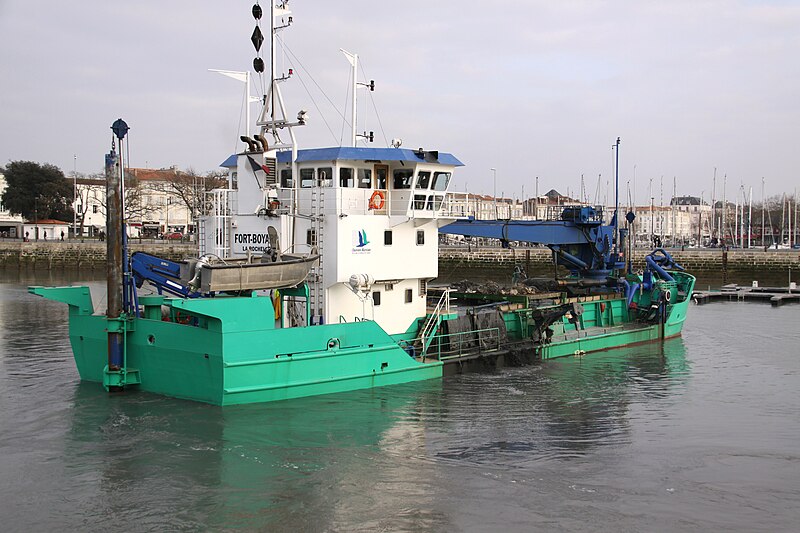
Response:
692,283,800,307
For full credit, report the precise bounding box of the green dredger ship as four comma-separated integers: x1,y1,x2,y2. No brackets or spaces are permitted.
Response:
29,158,695,406
29,239,694,406
29,2,694,406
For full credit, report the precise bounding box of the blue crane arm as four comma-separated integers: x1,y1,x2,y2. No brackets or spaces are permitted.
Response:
130,252,200,298
440,219,593,246
440,208,626,279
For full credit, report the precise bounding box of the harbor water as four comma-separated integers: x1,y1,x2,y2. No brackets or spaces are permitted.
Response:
1,272,798,532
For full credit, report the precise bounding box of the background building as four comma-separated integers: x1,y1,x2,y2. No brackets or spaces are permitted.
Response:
72,168,196,239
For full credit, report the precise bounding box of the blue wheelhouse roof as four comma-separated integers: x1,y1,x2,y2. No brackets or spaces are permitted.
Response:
220,147,463,168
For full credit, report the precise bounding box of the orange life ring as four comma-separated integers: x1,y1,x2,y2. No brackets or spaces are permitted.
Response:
368,190,385,210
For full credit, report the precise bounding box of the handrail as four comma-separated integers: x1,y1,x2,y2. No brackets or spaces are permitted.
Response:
416,288,451,357
428,327,501,361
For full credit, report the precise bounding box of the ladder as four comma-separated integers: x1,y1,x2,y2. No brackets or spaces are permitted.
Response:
197,214,206,256
309,183,325,324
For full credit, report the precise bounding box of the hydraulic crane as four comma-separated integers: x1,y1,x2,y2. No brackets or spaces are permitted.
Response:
441,205,628,281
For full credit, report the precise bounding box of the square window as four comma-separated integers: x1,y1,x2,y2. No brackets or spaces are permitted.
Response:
384,230,392,245
392,169,413,189
372,291,381,306
358,168,372,188
339,167,354,187
280,168,293,187
416,230,425,246
318,167,333,187
300,168,314,188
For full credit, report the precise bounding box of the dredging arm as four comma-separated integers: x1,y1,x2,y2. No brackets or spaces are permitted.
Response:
441,206,627,280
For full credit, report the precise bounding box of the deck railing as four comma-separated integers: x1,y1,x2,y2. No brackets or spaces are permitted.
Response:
424,327,501,362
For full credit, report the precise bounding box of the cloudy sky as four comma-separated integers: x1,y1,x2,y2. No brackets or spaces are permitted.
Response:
1,0,798,205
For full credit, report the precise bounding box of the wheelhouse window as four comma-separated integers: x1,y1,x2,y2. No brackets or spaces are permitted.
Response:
280,169,293,188
413,195,427,210
300,168,314,188
392,169,414,189
375,166,388,189
358,168,372,188
430,196,444,211
416,171,431,189
318,167,333,187
431,171,451,191
339,167,354,188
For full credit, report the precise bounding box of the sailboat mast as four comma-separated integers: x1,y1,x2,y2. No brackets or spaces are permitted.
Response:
781,193,786,245
722,174,727,244
761,177,765,247
747,186,753,248
614,137,620,256
711,167,716,237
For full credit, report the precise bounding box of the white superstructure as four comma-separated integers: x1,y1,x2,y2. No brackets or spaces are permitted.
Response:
199,1,466,334
202,145,463,334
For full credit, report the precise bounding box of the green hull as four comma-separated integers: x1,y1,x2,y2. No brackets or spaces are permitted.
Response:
504,271,696,360
29,287,442,405
29,272,694,405
540,294,691,359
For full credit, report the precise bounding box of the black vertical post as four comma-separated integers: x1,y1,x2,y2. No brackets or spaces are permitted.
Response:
105,143,123,372
107,119,130,376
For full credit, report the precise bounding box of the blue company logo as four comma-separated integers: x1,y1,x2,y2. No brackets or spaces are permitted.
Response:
356,229,369,247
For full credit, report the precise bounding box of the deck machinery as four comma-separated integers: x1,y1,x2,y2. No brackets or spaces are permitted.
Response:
435,205,696,361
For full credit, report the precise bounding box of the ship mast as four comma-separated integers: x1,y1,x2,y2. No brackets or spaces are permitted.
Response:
253,1,305,167
340,49,375,147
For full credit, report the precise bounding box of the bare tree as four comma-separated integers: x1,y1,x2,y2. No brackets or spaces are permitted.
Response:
95,174,160,221
154,168,228,221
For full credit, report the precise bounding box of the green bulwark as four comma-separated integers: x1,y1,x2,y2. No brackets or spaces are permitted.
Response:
28,271,694,405
29,286,442,405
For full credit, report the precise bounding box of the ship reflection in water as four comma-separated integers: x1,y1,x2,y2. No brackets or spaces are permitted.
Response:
429,339,688,465
57,341,687,531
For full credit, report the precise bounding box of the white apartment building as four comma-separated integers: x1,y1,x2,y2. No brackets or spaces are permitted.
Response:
73,168,194,238
671,196,713,240
627,206,693,244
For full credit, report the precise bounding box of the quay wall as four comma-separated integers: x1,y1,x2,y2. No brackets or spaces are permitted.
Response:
0,242,798,274
0,241,197,270
438,247,800,274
